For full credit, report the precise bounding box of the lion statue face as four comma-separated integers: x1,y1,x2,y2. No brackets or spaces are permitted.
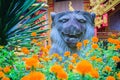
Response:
50,11,95,56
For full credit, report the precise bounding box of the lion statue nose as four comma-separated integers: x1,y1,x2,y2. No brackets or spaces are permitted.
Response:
63,25,82,35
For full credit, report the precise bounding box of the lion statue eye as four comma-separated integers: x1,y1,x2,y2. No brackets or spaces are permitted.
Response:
59,19,69,23
77,19,86,23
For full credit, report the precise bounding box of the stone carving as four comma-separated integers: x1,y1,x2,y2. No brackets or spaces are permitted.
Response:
50,11,95,56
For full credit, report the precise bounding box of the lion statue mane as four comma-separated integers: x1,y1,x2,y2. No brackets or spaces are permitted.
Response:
50,11,95,56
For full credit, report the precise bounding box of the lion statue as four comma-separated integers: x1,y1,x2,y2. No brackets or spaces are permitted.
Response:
50,11,95,56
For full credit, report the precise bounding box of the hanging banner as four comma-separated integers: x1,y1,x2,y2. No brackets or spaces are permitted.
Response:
102,13,108,27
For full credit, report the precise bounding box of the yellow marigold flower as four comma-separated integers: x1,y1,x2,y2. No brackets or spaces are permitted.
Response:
29,71,45,80
92,36,98,43
58,56,62,62
90,56,97,61
117,72,120,79
25,57,39,68
0,71,4,78
91,44,98,49
31,32,37,37
112,56,120,62
89,69,99,78
106,76,115,80
95,58,102,62
21,47,30,54
57,70,68,79
2,76,10,80
64,51,70,57
76,42,82,49
104,66,111,72
83,40,89,46
76,60,93,75
3,66,11,73
68,64,74,70
43,57,49,62
50,64,63,74
40,46,45,51
21,75,30,80
72,53,78,58
46,45,51,50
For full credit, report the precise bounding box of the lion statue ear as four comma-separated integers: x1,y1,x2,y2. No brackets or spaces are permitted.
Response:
90,13,96,24
51,12,56,21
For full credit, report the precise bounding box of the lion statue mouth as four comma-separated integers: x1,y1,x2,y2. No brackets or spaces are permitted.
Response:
62,31,84,47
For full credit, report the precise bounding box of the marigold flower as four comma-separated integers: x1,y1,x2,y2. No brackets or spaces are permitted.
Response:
76,42,82,49
64,51,70,57
95,58,102,62
21,75,30,80
31,39,38,43
76,60,93,75
2,76,10,80
92,36,98,43
57,70,68,79
106,76,115,80
72,53,78,58
50,64,63,74
104,66,111,72
31,32,37,37
115,44,120,50
29,71,45,80
83,40,89,46
0,67,3,71
112,56,120,62
58,56,62,61
3,66,11,73
46,45,51,50
108,38,114,43
117,72,120,79
91,44,98,49
71,58,76,64
0,71,4,78
36,42,42,46
52,53,59,58
68,64,74,70
89,69,99,78
21,47,30,54
90,56,97,61
25,57,39,68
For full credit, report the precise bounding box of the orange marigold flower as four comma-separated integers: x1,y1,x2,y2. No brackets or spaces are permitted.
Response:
95,58,102,62
21,47,30,54
115,44,120,50
108,38,114,43
104,66,111,72
76,60,93,75
25,57,39,68
117,72,120,79
83,40,89,46
3,66,11,73
52,53,59,58
32,54,38,59
50,64,63,74
0,71,4,78
46,45,51,50
106,76,115,80
31,39,38,43
90,56,97,61
112,56,120,62
92,36,98,43
89,69,99,78
64,51,70,57
72,53,79,58
29,71,45,80
57,70,68,79
76,42,82,49
36,42,42,46
92,44,98,49
31,32,37,37
2,76,10,80
42,48,48,53
68,64,74,70
21,75,30,80
0,67,3,71
71,58,76,64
